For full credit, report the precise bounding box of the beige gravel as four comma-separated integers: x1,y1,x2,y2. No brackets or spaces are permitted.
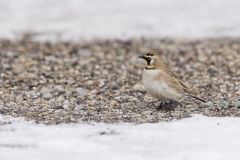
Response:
0,37,239,124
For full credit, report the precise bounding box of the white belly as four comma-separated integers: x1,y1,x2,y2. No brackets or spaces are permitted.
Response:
142,69,182,100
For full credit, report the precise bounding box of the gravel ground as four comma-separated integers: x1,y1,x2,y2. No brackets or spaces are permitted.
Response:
0,37,240,124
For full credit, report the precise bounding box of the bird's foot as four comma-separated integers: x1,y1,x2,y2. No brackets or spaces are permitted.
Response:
156,100,179,111
156,101,164,111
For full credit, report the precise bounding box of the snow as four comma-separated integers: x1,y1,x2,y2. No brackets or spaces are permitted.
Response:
1,0,240,40
1,115,240,160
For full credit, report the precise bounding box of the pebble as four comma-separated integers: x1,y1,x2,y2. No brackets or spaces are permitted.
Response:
185,104,194,108
63,100,70,109
200,101,213,108
76,88,86,97
53,85,65,94
220,100,229,108
110,82,119,90
6,51,16,58
133,83,146,92
110,100,118,109
42,92,52,100
78,49,92,56
233,100,240,108
25,91,41,99
2,64,11,70
86,80,94,86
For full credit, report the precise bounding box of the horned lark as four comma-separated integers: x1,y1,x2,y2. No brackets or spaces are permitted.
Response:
139,53,205,107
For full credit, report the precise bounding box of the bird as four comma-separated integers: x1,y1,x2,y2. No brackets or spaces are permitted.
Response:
138,52,205,108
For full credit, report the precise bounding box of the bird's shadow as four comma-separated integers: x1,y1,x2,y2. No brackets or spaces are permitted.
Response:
149,101,180,111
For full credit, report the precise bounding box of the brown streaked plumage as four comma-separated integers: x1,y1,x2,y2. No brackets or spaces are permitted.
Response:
138,53,205,103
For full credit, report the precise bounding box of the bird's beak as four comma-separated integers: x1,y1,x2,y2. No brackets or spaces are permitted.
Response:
138,55,145,59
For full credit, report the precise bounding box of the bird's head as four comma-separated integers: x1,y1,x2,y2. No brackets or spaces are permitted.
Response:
138,52,161,69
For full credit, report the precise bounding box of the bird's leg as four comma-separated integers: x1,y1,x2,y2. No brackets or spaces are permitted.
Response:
156,101,164,111
168,100,178,106
157,100,179,110
167,100,179,110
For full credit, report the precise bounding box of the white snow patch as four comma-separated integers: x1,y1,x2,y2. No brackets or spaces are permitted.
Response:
1,115,240,160
1,0,240,40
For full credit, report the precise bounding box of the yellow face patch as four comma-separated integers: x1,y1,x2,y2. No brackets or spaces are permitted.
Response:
139,53,157,69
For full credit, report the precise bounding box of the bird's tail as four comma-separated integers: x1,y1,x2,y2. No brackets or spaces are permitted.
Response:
189,94,206,103
179,80,206,103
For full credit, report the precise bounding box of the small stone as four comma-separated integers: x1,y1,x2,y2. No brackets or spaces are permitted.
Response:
133,83,146,93
6,51,16,58
63,100,70,109
54,96,65,108
2,64,11,70
25,91,40,99
78,49,92,56
198,54,208,62
200,101,213,108
110,82,119,90
233,100,240,108
220,100,229,108
76,88,86,97
88,100,96,107
69,117,77,122
86,80,94,86
128,96,139,102
42,92,52,100
65,90,72,97
67,78,75,84
40,87,51,93
98,129,118,135
54,85,65,94
185,104,194,108
99,79,105,88
110,100,119,108
0,105,5,114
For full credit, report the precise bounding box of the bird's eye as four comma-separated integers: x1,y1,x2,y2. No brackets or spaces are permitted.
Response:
146,53,154,56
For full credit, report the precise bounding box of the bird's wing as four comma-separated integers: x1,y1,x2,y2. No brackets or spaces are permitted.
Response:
160,71,185,93
159,62,205,102
178,80,190,92
159,60,197,94
163,64,195,94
